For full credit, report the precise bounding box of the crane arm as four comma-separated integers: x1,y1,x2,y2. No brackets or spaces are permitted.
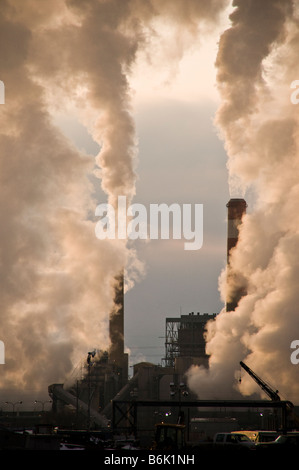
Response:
239,361,281,402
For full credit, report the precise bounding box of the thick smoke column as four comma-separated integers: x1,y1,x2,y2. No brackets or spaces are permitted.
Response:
187,0,299,402
0,0,229,401
0,1,128,399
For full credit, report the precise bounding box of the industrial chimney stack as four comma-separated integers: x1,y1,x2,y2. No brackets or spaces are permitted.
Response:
226,198,247,312
109,271,128,386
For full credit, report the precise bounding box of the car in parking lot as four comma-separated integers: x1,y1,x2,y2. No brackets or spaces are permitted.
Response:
213,432,256,450
255,433,299,450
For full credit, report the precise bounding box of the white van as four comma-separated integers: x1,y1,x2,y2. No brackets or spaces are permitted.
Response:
213,432,256,450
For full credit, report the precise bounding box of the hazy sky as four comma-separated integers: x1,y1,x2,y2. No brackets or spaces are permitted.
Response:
57,24,231,369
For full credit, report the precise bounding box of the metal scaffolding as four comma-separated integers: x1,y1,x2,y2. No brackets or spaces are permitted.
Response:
162,313,216,367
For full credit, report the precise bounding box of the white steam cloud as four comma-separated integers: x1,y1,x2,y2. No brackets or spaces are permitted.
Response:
187,0,299,403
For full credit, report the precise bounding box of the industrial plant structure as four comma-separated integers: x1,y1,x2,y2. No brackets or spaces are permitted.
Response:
48,308,216,429
163,313,216,369
49,198,285,441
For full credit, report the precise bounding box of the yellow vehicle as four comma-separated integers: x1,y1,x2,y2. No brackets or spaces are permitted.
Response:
152,423,186,450
233,430,280,443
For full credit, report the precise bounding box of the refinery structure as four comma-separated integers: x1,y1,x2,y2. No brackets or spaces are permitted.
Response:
49,199,247,408
1,199,298,450
47,199,245,433
44,199,298,446
1,0,299,453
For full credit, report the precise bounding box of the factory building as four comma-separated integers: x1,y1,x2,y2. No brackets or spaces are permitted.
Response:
48,310,216,429
48,199,245,431
163,312,216,371
49,271,129,427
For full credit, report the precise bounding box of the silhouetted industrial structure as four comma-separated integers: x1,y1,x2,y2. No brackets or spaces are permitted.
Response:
163,313,216,368
48,200,247,431
226,198,247,312
45,197,299,447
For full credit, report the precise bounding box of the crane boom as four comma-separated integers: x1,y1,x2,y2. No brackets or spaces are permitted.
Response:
240,361,299,429
239,361,281,402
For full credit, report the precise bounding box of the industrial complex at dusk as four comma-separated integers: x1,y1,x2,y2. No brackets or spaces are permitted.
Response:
1,0,299,457
1,199,298,452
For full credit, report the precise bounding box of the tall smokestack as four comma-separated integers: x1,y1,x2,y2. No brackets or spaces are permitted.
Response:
226,198,247,312
109,271,128,384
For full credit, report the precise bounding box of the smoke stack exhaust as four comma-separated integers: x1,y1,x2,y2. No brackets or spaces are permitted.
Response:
226,198,247,312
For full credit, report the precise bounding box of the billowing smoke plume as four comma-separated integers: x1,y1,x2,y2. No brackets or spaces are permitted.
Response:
187,0,299,403
0,0,229,402
0,1,131,400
